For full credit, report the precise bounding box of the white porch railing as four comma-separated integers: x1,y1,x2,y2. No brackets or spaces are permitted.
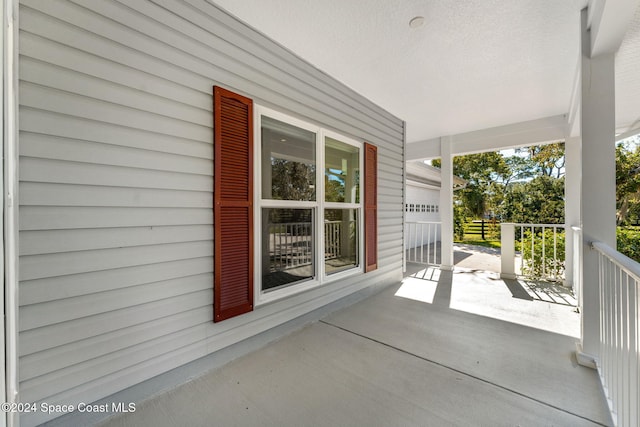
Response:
592,241,639,427
405,221,441,266
500,223,566,282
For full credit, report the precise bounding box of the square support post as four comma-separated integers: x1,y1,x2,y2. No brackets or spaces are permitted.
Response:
564,136,582,288
500,223,516,279
578,8,617,365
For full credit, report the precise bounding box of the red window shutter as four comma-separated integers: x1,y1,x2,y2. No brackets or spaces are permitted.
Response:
213,86,253,322
364,142,378,272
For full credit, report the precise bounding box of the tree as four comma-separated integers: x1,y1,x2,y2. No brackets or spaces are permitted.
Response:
497,176,564,224
431,143,566,227
616,141,640,225
433,152,509,219
526,143,565,178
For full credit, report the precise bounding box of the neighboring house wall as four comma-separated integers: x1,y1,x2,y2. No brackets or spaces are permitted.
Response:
18,1,404,425
405,185,441,222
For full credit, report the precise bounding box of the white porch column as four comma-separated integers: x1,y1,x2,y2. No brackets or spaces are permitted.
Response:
578,8,617,364
564,136,582,288
439,136,454,270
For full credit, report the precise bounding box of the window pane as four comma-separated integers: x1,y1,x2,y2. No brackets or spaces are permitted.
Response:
325,137,359,203
261,116,316,201
262,208,314,291
324,209,358,274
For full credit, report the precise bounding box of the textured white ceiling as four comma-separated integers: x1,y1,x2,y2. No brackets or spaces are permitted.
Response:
212,0,638,143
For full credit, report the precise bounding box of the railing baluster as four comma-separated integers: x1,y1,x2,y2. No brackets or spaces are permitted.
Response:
520,225,524,275
542,225,546,279
633,279,639,427
531,225,535,277
413,225,422,262
434,223,439,265
423,222,428,264
622,272,630,427
420,222,424,264
553,227,557,279
278,225,283,270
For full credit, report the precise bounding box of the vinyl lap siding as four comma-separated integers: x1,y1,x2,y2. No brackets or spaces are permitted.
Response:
18,0,404,425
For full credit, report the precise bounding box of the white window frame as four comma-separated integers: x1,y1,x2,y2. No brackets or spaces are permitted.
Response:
254,106,363,305
320,129,364,282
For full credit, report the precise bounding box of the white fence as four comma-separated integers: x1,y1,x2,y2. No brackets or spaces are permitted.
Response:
592,241,639,427
500,223,566,282
405,221,441,265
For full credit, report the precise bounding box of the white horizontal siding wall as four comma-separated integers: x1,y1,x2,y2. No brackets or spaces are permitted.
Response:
17,0,404,425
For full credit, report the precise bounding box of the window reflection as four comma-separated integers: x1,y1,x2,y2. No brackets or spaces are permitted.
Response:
324,209,358,274
325,137,359,203
261,116,316,201
262,208,314,291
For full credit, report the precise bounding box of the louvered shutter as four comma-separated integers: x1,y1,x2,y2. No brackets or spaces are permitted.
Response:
213,86,254,322
364,142,378,272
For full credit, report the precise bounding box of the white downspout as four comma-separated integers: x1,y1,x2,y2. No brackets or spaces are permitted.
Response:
3,0,19,425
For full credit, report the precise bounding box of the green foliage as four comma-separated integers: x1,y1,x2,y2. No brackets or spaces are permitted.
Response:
499,176,565,224
527,143,565,178
432,144,566,225
434,152,510,219
616,227,640,262
453,204,466,240
616,141,640,225
521,228,565,280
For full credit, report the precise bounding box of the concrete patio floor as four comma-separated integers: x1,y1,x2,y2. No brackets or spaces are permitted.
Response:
97,260,610,427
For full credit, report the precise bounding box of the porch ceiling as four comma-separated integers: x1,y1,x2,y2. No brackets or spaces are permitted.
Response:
211,0,640,144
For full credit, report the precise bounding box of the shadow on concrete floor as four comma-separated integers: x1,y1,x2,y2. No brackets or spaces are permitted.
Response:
406,242,502,273
503,278,535,301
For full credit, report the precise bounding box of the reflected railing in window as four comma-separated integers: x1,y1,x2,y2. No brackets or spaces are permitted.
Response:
262,208,314,291
324,219,357,274
263,217,358,287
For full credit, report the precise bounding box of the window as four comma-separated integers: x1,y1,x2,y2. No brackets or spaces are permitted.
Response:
324,136,360,274
260,114,317,292
261,116,316,201
257,108,364,299
213,88,376,321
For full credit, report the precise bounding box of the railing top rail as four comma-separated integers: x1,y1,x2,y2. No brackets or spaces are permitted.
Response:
405,221,443,225
592,241,640,283
502,223,566,228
